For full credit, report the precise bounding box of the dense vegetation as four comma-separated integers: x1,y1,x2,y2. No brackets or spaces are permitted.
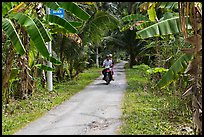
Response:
2,67,101,135
120,64,193,135
2,2,202,135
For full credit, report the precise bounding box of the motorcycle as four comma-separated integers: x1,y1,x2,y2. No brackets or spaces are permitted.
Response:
103,65,112,85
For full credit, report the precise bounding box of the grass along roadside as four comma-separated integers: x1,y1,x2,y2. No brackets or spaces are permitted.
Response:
2,67,102,135
119,64,193,135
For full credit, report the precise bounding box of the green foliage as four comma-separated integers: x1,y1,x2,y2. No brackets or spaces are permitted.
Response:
43,2,59,10
2,67,101,135
2,18,26,55
69,21,83,28
45,14,78,33
9,12,50,57
158,2,178,10
122,13,149,22
2,2,21,17
33,18,52,42
34,64,55,72
82,10,119,44
136,17,182,39
146,67,168,75
48,56,61,65
57,2,91,21
120,64,193,135
157,54,193,89
133,64,150,71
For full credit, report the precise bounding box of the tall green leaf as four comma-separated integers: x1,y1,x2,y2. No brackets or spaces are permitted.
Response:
2,18,26,55
45,14,78,33
57,2,90,21
136,21,154,30
157,54,193,89
35,64,55,71
43,2,59,10
122,14,149,22
69,21,83,28
9,13,50,58
48,56,61,65
33,18,52,42
136,16,186,39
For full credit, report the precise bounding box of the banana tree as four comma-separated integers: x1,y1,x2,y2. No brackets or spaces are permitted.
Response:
2,2,91,102
2,2,56,101
42,2,92,80
136,2,202,134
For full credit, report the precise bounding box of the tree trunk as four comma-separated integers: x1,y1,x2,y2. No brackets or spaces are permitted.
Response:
18,27,29,99
96,47,99,68
2,46,15,104
56,35,66,81
129,52,135,68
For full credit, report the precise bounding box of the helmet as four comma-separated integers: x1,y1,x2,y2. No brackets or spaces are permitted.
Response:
109,54,112,57
106,54,110,58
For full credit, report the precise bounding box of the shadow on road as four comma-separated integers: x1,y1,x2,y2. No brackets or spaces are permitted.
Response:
95,83,107,86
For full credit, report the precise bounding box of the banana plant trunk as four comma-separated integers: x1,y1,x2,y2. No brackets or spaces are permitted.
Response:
178,2,202,134
17,27,29,99
2,46,15,104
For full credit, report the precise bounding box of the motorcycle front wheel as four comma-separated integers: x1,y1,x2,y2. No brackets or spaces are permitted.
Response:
105,73,110,85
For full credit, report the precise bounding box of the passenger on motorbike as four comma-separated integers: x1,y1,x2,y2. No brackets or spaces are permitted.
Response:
109,54,114,80
102,55,113,80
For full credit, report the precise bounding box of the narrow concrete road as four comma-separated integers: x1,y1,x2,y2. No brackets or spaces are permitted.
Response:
14,61,127,135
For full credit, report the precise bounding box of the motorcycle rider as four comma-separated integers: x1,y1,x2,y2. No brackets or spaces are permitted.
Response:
109,54,114,80
102,54,113,80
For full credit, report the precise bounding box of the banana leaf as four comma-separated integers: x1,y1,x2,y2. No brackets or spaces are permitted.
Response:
122,13,149,22
136,21,154,30
69,21,83,28
157,54,193,89
43,2,59,10
9,13,50,58
136,17,182,39
48,56,61,65
35,64,55,72
45,14,78,33
33,18,52,42
2,18,26,55
57,2,90,21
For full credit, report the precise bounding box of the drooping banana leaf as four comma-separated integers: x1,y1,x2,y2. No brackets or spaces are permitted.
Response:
45,14,78,33
122,13,149,22
158,2,178,10
57,2,90,21
69,21,83,28
35,64,55,72
9,13,50,58
157,54,193,89
48,56,61,65
33,18,52,42
48,24,68,35
136,21,155,30
43,2,59,10
2,18,26,55
136,16,191,39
